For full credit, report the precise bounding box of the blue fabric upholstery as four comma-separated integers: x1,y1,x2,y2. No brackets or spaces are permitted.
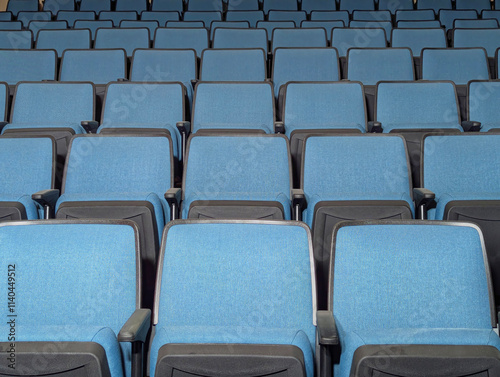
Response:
271,28,327,51
116,0,148,12
376,82,462,132
29,20,68,41
213,27,267,50
417,0,452,13
331,28,386,57
395,9,435,21
0,50,56,85
43,0,75,13
120,20,159,37
17,11,51,27
439,9,478,30
154,27,208,57
302,135,413,226
301,0,336,13
283,82,366,136
0,137,54,219
391,28,447,56
200,48,266,81
397,19,442,27
339,0,374,13
0,20,22,29
152,0,183,12
192,82,274,134
311,10,349,24
0,222,138,377
57,10,95,27
98,11,138,26
332,222,498,377
227,0,259,11
141,11,180,24
272,48,339,98
95,27,149,57
455,18,498,28
422,134,500,219
0,11,12,20
349,20,392,39
0,82,6,121
347,48,413,85
468,81,500,131
0,29,32,49
378,0,413,13
165,20,204,27
482,10,500,24
73,20,112,40
151,221,316,377
456,0,491,12
80,0,111,13
352,10,391,21
183,11,222,26
60,49,126,84
210,21,250,38
226,10,264,27
422,48,489,84
7,0,38,16
268,10,307,23
98,82,183,158
256,20,295,39
263,0,298,13
183,135,292,219
188,0,223,11
36,29,91,57
301,20,345,37
454,29,500,57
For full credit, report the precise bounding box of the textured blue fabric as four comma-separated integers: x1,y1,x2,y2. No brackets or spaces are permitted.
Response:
192,82,274,133
43,0,75,13
417,0,452,13
152,222,315,377
210,21,250,38
352,10,391,21
392,28,447,56
454,29,500,57
482,10,500,24
272,28,327,51
0,11,12,20
151,0,183,11
456,0,491,11
183,135,292,219
302,136,413,226
339,0,374,13
74,20,113,39
80,0,111,13
283,82,366,136
311,10,349,24
0,222,137,377
378,0,413,13
0,30,32,49
301,20,345,37
263,0,298,13
395,9,435,21
165,20,205,27
301,0,336,13
0,20,22,29
347,48,413,85
439,9,477,30
468,81,500,131
349,20,392,39
36,29,91,57
256,21,295,39
332,223,496,377
57,10,94,26
331,28,386,57
9,82,93,134
455,18,498,28
141,11,180,24
0,82,6,121
272,48,339,98
116,0,148,12
95,27,149,57
213,28,267,50
60,49,126,84
376,82,462,132
183,11,222,26
227,0,259,11
7,0,38,16
268,10,307,23
201,49,266,81
154,27,208,57
17,11,51,27
226,10,264,27
98,11,138,27
188,0,223,11
99,82,183,157
397,20,442,28
29,20,68,41
422,48,489,85
422,135,500,219
0,193,40,219
120,20,159,37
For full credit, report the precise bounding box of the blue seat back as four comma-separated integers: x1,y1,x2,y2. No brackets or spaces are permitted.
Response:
454,29,500,57
7,0,38,16
0,50,56,85
352,10,392,21
456,0,491,12
482,10,500,24
200,48,267,81
0,12,12,21
226,10,265,27
268,10,306,23
378,0,413,13
154,27,209,57
391,28,446,56
188,0,223,11
271,27,327,51
210,20,250,38
417,0,452,13
349,20,392,38
98,10,137,26
151,0,183,12
301,20,345,37
454,18,499,28
468,81,500,129
331,27,386,57
43,0,75,13
74,20,112,39
263,0,298,13
95,27,149,57
29,20,68,41
120,20,159,38
116,0,148,12
36,29,91,57
227,0,260,11
213,28,267,50
165,20,205,27
395,9,435,21
80,0,111,13
0,20,22,29
57,10,95,27
439,9,477,30
256,20,295,40
301,0,336,13
397,20,442,28
339,0,374,12
0,30,32,49
17,11,51,27
311,10,349,24
183,11,222,26
141,11,180,24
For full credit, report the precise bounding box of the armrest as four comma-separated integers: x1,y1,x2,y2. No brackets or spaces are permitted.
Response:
165,188,182,208
0,121,7,132
317,310,338,346
367,121,383,133
413,188,435,220
191,79,198,89
274,121,285,134
32,189,60,209
117,308,151,343
461,120,482,132
81,120,99,134
292,189,307,221
265,78,272,83
176,121,191,135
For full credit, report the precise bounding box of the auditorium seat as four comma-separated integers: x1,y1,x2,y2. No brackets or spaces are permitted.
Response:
141,10,180,24
199,48,267,81
417,0,452,13
150,220,320,377
191,82,275,134
80,0,111,13
271,28,327,52
43,0,75,14
7,0,38,17
36,29,91,57
95,27,150,57
120,20,159,38
227,0,260,11
339,0,375,13
481,9,500,23
98,10,138,26
311,10,349,24
165,20,204,27
0,220,150,377
210,20,250,39
439,9,477,31
256,20,295,40
299,135,413,307
301,20,345,36
55,134,175,309
188,0,223,11
151,0,183,12
183,10,222,26
154,27,209,57
301,0,336,13
29,20,68,42
57,10,95,26
331,27,386,63
226,10,264,26
421,134,500,310
263,0,298,13
397,20,442,28
0,11,11,20
352,9,392,21
74,20,113,40
349,20,392,38
395,9,435,21
212,28,267,51
16,11,51,27
0,30,32,49
456,0,491,11
0,50,56,89
454,18,499,28
116,0,148,12
467,80,500,131
378,0,413,13
0,137,55,220
0,20,22,29
329,220,500,377
453,29,500,76
268,9,307,23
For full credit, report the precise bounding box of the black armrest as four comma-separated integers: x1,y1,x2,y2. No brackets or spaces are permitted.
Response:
32,189,60,209
165,188,182,220
81,120,99,133
367,121,383,133
0,121,7,132
117,309,151,343
274,121,285,134
176,121,191,135
461,120,482,132
413,188,435,220
317,310,338,346
292,189,307,221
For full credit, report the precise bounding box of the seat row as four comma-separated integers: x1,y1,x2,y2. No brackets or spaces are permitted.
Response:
1,217,499,377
